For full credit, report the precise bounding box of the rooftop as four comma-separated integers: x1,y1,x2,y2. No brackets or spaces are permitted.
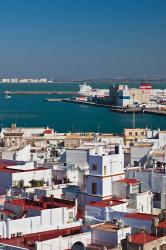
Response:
129,232,158,244
0,159,25,166
87,198,126,208
65,134,94,139
125,213,157,221
5,197,75,211
159,131,166,134
157,221,166,229
94,222,128,232
133,143,153,147
0,226,82,250
124,128,146,131
98,134,121,138
0,166,49,174
0,209,15,216
117,178,141,185
43,129,53,134
0,160,49,173
152,150,166,157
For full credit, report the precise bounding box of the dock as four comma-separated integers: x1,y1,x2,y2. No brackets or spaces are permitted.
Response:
144,109,166,116
45,98,70,102
63,99,111,108
62,99,166,116
110,106,143,113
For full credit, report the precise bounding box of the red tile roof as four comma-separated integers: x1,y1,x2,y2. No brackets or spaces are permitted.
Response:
125,213,157,221
0,209,15,216
157,221,166,229
44,129,53,134
5,197,75,212
130,232,157,244
0,226,82,250
0,166,49,174
87,198,126,208
117,178,141,185
0,159,25,165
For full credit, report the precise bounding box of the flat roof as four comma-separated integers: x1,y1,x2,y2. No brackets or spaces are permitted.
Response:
124,128,145,131
159,131,166,134
98,134,122,138
157,221,166,229
0,166,50,174
153,150,166,157
133,143,153,147
0,159,25,166
0,209,15,216
130,232,158,244
87,198,126,208
125,213,157,221
117,178,141,185
5,197,75,211
94,223,128,232
0,225,82,249
65,134,94,139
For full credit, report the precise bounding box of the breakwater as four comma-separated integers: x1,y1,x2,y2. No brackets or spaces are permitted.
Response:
3,91,79,95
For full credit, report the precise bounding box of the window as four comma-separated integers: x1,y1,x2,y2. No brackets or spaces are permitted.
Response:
129,132,132,136
104,166,107,175
0,214,3,220
69,212,73,219
115,145,119,154
92,183,97,194
134,161,139,167
160,244,166,250
141,132,144,136
92,164,97,171
135,132,138,136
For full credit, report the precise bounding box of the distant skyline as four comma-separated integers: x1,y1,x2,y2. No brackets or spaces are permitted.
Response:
0,0,165,79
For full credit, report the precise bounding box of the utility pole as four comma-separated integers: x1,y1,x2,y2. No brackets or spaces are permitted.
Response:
132,94,135,129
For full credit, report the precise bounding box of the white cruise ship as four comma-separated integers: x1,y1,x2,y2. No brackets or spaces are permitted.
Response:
78,82,109,97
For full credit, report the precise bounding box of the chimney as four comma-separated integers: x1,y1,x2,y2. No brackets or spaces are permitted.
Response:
151,218,159,236
126,234,131,242
117,219,123,229
75,198,78,217
11,123,16,130
152,217,159,227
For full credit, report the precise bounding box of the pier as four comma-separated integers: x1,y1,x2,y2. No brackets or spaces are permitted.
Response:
62,99,166,116
63,99,111,108
45,98,70,102
144,109,166,116
110,106,143,113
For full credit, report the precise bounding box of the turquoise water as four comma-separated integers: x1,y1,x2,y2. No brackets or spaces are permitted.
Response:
0,82,166,133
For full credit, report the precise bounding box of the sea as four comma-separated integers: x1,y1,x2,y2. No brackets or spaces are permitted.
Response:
0,82,166,134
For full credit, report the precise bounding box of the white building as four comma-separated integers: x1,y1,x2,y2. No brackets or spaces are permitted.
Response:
85,144,125,202
0,196,82,240
0,162,52,189
90,222,131,249
85,198,128,223
117,85,131,106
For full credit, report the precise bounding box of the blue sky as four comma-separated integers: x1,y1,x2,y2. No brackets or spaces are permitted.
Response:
0,0,165,79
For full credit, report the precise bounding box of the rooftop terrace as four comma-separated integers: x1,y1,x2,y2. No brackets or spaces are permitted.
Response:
94,222,128,232
5,196,75,211
124,213,157,221
130,232,158,244
87,198,126,208
0,226,82,250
